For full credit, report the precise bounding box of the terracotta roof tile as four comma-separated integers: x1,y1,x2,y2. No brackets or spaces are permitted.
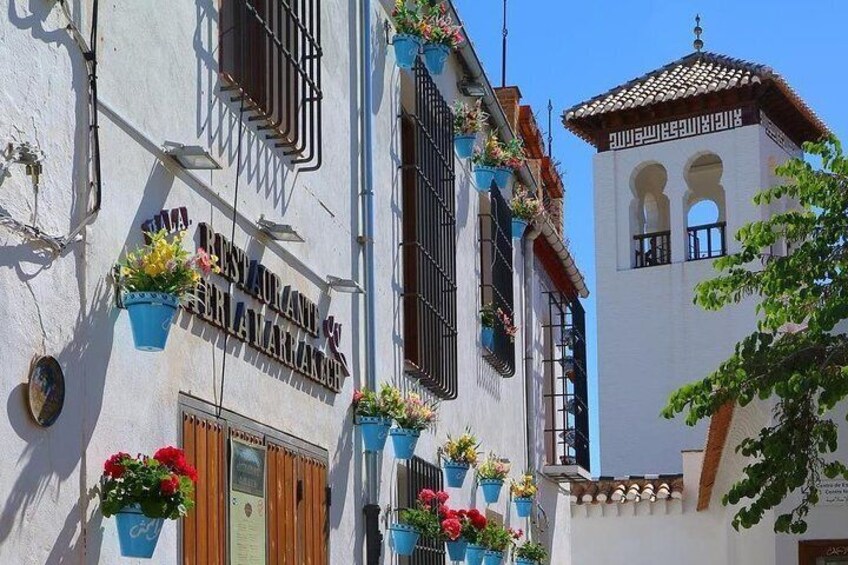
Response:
570,475,684,505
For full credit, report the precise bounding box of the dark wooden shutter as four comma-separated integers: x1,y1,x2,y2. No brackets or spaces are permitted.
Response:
268,443,298,564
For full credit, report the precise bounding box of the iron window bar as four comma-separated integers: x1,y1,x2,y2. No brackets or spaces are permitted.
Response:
633,229,671,268
219,0,323,170
400,60,458,400
478,186,516,377
687,221,727,261
542,291,590,472
402,457,446,565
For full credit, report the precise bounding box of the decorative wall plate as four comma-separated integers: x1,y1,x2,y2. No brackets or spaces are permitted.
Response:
27,356,65,427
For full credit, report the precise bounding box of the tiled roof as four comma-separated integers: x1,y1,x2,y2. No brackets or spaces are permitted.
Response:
570,475,684,505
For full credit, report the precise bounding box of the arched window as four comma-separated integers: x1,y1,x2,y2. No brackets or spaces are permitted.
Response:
684,154,726,261
630,163,671,268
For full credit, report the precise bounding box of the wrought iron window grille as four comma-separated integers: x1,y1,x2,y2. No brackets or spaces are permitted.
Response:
542,291,590,472
400,60,458,400
478,186,516,377
219,0,323,170
398,457,446,565
687,221,727,261
634,229,671,268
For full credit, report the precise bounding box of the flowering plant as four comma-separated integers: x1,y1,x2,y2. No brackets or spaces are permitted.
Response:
510,473,538,499
510,184,544,221
395,392,438,431
399,488,444,537
460,508,488,544
100,447,198,520
352,383,404,419
419,1,464,48
453,100,488,135
480,303,496,328
472,133,507,168
391,0,422,36
476,454,511,481
117,229,218,296
442,428,480,465
514,540,548,562
480,523,522,552
501,137,526,170
496,308,519,342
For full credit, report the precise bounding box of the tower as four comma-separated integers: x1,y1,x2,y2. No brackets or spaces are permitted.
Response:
564,42,829,475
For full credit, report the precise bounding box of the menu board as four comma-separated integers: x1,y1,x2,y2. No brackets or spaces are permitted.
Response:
230,439,267,565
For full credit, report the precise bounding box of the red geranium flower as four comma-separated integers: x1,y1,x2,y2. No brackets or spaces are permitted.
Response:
154,446,198,481
469,512,487,530
435,490,449,504
441,518,462,541
160,474,180,495
104,452,130,479
418,489,436,505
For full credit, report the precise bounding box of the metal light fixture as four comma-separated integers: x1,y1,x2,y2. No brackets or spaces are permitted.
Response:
163,143,222,170
257,216,305,242
458,78,486,98
327,275,364,294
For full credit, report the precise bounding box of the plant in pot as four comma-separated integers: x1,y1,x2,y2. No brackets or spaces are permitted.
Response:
436,502,468,562
441,428,480,488
472,133,506,193
390,0,423,69
419,1,464,75
514,540,548,565
461,508,489,565
352,383,404,452
476,454,511,504
509,184,543,239
494,137,526,189
389,392,437,460
389,488,441,556
510,473,538,519
116,229,218,352
100,447,198,559
480,303,496,350
479,523,522,565
453,100,488,159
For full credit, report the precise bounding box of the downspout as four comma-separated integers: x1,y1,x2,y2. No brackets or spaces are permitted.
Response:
360,0,382,563
522,224,542,469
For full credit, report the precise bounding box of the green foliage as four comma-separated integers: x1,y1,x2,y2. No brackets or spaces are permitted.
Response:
514,540,548,563
479,523,521,552
662,138,848,533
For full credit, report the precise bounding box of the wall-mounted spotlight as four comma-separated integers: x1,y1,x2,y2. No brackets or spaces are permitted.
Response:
163,143,222,170
458,79,486,98
327,275,364,294
257,216,305,242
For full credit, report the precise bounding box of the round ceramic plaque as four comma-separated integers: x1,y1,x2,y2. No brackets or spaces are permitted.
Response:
27,356,65,427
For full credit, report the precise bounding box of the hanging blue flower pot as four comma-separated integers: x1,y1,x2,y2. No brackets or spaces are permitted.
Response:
466,544,486,565
357,416,392,452
515,558,537,565
390,523,420,556
473,165,497,193
423,43,451,75
446,538,469,561
124,291,180,352
482,550,504,565
514,496,533,518
493,167,513,189
454,134,477,159
511,218,528,239
115,505,164,559
443,460,470,488
479,478,504,504
393,34,421,69
389,427,420,460
481,326,494,351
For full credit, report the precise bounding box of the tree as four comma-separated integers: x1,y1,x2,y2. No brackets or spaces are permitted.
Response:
662,138,848,534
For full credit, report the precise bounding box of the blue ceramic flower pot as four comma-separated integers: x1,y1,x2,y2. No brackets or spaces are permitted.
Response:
446,538,469,561
390,524,420,556
443,460,471,488
124,291,180,352
515,558,537,565
393,34,421,69
511,218,528,239
357,416,392,452
493,167,513,189
473,165,497,193
479,478,504,504
423,43,451,75
482,550,504,565
389,427,421,460
514,496,533,518
466,544,486,565
115,505,164,559
481,326,494,351
454,134,477,159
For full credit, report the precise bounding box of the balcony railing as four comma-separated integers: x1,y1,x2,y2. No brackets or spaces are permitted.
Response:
634,230,671,268
687,221,726,261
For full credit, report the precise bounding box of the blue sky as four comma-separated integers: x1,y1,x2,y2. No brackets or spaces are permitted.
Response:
453,0,848,472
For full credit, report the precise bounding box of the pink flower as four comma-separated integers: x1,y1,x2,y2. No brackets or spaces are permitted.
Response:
418,489,436,505
436,490,449,504
353,389,364,404
195,248,214,276
441,518,462,540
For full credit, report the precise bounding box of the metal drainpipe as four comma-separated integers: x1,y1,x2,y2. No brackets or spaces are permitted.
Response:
522,224,541,470
360,0,382,563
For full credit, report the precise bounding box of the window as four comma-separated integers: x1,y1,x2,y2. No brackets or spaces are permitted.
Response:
180,397,329,564
630,163,671,268
479,185,516,376
799,540,848,565
401,61,458,400
219,0,323,169
542,291,590,472
397,457,446,565
685,154,726,261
